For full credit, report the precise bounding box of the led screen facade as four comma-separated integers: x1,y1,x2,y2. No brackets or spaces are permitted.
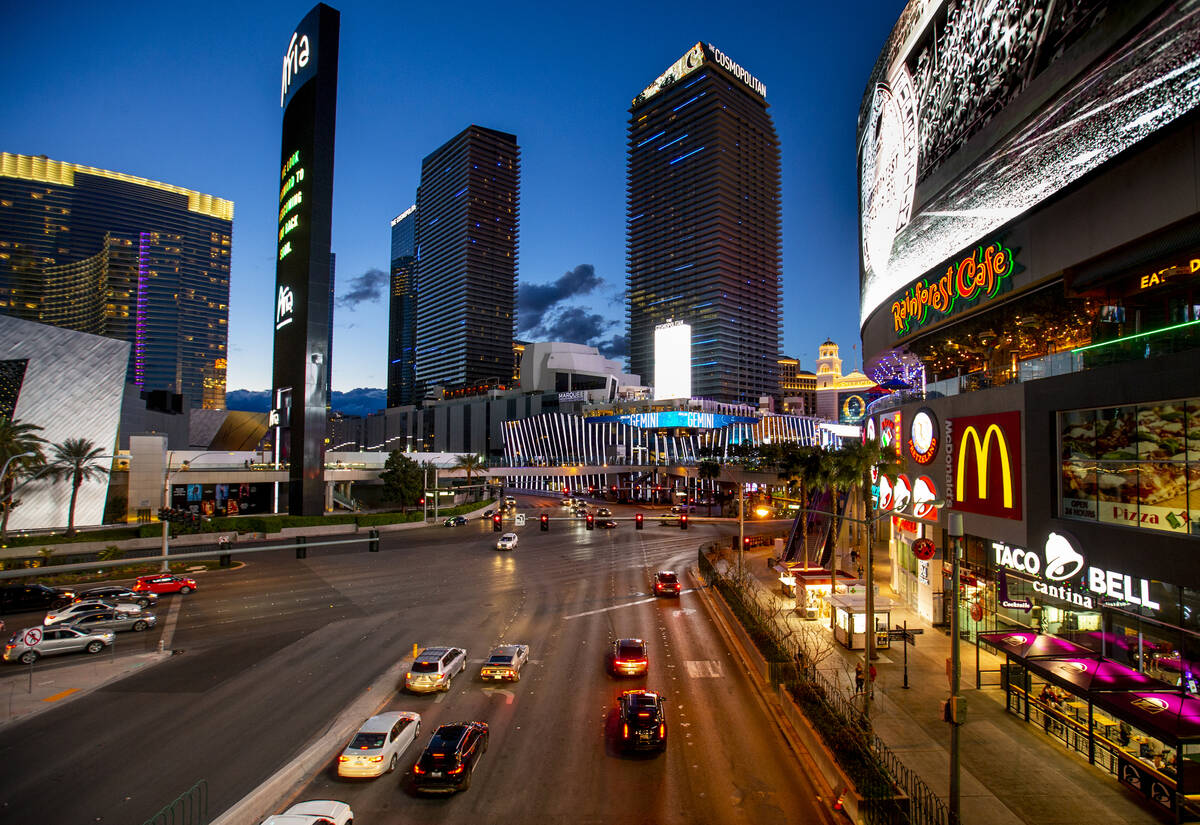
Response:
272,3,339,515
858,0,1200,332
654,322,692,400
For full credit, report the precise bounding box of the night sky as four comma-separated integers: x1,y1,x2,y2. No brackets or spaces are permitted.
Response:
0,0,906,395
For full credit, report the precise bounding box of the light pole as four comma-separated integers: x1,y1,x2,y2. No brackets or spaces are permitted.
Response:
948,511,964,825
0,452,36,488
738,481,745,580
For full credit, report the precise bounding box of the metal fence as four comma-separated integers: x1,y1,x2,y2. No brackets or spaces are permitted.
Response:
140,779,207,825
700,547,949,825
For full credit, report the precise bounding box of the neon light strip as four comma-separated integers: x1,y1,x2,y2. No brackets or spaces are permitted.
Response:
1071,318,1200,353
669,147,705,165
134,232,150,387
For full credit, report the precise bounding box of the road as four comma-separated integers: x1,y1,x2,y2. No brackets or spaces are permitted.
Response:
0,497,828,825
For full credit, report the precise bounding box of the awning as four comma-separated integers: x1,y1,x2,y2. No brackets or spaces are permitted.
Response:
1027,656,1176,695
978,630,1098,660
1090,691,1200,744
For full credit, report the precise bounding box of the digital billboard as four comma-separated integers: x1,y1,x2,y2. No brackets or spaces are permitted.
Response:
858,0,1200,330
654,321,691,400
271,3,339,515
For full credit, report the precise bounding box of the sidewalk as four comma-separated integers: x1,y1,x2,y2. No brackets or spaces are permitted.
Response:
729,544,1163,825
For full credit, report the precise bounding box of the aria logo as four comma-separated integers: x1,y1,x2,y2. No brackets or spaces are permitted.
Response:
280,31,311,107
1044,532,1085,582
276,285,295,330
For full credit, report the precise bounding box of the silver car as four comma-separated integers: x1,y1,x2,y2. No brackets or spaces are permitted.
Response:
405,646,467,693
337,711,421,777
480,644,529,681
66,608,157,634
43,600,140,626
3,625,116,664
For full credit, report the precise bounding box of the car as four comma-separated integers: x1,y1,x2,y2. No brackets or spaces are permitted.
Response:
411,721,489,793
608,638,649,677
258,800,353,825
0,584,75,615
482,508,495,518
653,570,682,597
405,646,467,693
43,600,142,626
480,644,529,681
72,586,157,609
598,519,618,529
561,498,574,507
64,608,157,633
495,532,518,551
573,508,589,519
337,711,421,778
443,515,468,527
132,574,197,595
617,689,667,752
3,625,116,664
503,496,516,506
670,505,689,514
597,507,612,516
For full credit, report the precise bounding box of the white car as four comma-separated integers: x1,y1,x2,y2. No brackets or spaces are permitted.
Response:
496,532,518,551
405,646,467,693
337,711,421,778
480,644,530,681
259,800,353,825
43,600,141,626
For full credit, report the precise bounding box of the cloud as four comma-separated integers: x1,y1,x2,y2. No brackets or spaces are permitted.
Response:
336,268,388,310
595,334,629,360
532,307,615,344
518,264,602,332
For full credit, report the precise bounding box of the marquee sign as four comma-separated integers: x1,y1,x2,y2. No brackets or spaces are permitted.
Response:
890,240,1019,337
948,410,1022,520
588,411,757,429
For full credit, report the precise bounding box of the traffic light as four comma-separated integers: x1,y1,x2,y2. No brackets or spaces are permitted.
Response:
679,514,688,530
635,513,643,530
418,496,425,506
492,513,502,532
157,508,169,521
586,513,595,530
540,513,549,531
744,536,752,550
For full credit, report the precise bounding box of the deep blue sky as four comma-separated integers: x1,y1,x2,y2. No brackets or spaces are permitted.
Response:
1,0,905,393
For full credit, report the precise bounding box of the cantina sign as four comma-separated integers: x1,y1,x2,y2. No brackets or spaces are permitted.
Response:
891,240,1018,336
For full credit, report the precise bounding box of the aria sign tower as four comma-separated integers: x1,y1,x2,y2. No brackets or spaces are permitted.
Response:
271,3,339,515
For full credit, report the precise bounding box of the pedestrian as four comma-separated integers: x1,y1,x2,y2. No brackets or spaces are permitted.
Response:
855,661,865,693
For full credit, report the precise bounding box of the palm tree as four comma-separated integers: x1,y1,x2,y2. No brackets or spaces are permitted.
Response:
777,445,833,566
452,453,486,502
0,418,47,541
697,459,721,516
46,438,110,536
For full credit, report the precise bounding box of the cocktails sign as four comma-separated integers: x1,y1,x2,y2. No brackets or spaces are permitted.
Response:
890,240,1018,337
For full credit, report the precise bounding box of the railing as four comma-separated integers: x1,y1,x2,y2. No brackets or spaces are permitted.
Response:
140,779,207,825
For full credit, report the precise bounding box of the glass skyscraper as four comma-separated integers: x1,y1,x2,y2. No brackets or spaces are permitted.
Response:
413,126,519,392
388,204,417,407
0,153,233,409
626,43,781,403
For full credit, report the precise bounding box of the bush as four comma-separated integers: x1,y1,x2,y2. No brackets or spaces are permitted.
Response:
4,526,143,548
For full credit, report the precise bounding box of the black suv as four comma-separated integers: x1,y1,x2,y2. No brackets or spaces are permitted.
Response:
412,721,489,793
72,586,157,609
618,690,667,752
0,584,75,616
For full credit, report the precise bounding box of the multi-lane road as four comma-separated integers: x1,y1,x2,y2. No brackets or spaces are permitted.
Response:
0,496,831,825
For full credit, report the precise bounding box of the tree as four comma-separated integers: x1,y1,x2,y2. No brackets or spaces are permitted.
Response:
46,438,110,536
777,445,833,566
0,417,47,541
380,450,423,510
697,459,721,516
829,439,901,556
452,453,486,501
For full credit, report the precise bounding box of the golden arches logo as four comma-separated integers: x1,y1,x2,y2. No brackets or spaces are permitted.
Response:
955,424,1014,508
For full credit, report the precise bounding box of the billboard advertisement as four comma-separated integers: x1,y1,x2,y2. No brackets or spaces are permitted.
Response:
171,482,273,517
947,410,1023,520
271,3,339,515
858,0,1200,330
654,321,691,400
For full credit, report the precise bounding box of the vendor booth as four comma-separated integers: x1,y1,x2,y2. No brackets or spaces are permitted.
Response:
981,630,1200,822
778,565,858,621
828,593,897,651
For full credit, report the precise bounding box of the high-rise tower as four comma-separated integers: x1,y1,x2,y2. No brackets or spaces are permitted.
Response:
413,125,518,392
0,152,233,409
627,43,781,403
387,204,416,407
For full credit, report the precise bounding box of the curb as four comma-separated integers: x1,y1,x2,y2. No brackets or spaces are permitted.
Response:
209,660,408,825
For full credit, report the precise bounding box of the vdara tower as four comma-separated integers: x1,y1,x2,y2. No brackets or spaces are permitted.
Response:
626,43,781,404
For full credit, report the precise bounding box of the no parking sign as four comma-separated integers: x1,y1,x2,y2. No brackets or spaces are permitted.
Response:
23,627,42,647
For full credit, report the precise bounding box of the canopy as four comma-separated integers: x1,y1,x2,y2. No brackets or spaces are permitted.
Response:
978,630,1098,660
1027,656,1176,694
1091,691,1200,744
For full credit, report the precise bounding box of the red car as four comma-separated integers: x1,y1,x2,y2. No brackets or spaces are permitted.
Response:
653,571,681,597
132,574,197,595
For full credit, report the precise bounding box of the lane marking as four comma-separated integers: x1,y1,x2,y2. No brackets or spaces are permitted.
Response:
563,596,658,620
684,660,723,678
159,594,185,650
43,688,79,703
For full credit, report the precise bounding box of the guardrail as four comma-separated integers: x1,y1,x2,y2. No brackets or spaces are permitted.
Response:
140,778,207,825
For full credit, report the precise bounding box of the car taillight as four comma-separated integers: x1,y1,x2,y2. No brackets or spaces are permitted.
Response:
413,764,425,774
338,755,350,763
659,723,665,737
368,755,383,762
448,764,464,775
622,723,629,739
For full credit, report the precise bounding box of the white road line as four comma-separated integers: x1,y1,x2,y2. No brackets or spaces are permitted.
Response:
159,595,184,650
562,596,659,620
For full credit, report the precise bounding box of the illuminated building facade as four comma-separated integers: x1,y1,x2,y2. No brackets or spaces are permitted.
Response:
627,43,781,404
0,152,232,409
860,3,1200,810
387,204,417,407
414,125,519,392
778,356,817,416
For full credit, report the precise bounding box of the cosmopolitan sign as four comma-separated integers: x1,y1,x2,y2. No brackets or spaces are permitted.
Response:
992,532,1162,613
948,411,1022,520
890,240,1018,336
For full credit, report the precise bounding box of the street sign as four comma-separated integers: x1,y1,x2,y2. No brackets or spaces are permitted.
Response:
23,627,43,647
515,513,526,526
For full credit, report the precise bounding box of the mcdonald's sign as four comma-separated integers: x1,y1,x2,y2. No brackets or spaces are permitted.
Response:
948,411,1022,519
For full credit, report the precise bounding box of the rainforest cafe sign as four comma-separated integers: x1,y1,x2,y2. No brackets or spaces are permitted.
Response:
891,240,1018,336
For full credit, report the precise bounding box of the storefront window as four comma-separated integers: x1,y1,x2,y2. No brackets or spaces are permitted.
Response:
1059,399,1200,536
